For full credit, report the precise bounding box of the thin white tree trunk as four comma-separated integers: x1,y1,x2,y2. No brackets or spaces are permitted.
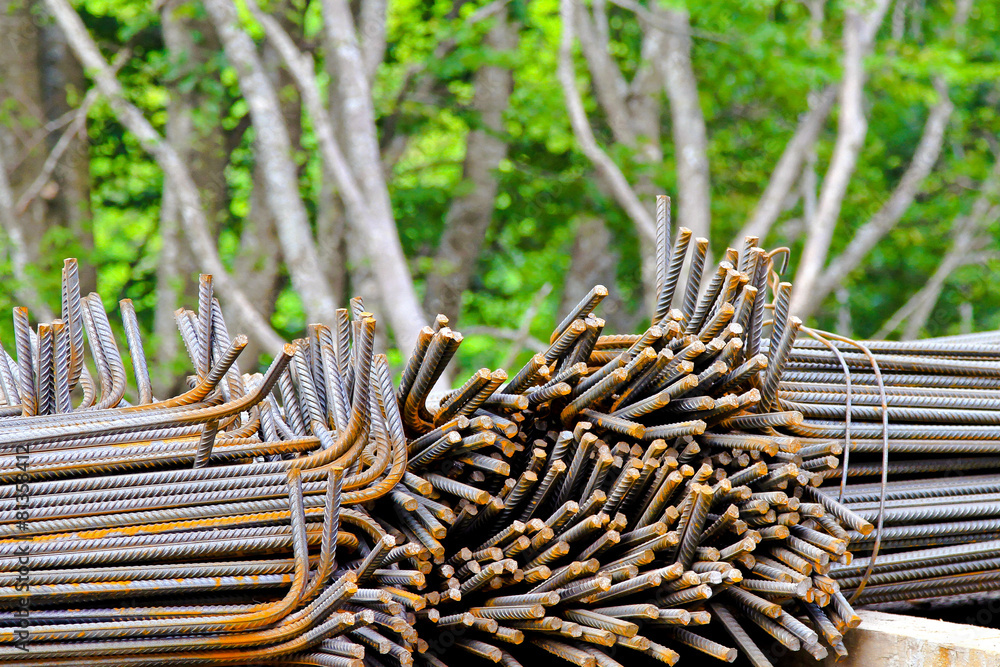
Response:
628,29,663,167
202,0,337,326
322,0,426,352
0,136,55,319
805,0,973,317
657,7,710,243
629,28,668,307
789,0,890,316
43,0,285,351
729,86,836,248
153,0,195,393
424,10,514,324
806,83,953,318
359,0,387,85
557,0,656,244
37,16,94,290
153,179,183,393
574,2,634,146
245,0,424,351
574,0,663,309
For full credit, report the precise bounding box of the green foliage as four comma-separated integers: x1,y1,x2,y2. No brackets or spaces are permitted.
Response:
3,0,1000,386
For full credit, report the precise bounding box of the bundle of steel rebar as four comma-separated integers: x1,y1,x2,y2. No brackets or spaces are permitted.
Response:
773,333,1000,609
385,211,871,667
0,199,881,667
0,260,407,665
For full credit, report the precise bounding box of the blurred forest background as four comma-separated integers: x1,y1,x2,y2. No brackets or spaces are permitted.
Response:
0,0,998,393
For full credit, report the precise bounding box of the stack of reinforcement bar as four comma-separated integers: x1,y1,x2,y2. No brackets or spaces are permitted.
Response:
391,222,873,666
0,203,876,666
776,333,1000,609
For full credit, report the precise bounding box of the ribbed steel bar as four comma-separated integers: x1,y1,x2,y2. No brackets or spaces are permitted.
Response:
0,228,923,667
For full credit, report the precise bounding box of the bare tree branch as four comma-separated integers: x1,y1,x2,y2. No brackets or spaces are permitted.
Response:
878,162,1000,339
467,0,512,22
153,180,183,392
14,95,91,215
15,50,126,216
875,229,986,340
557,0,656,244
606,0,729,43
499,282,553,369
154,2,187,392
574,1,634,146
378,0,513,177
807,82,953,316
246,0,387,368
794,0,968,319
0,131,55,319
627,29,664,166
557,0,675,319
359,0,387,85
656,6,711,244
425,8,515,324
202,0,338,325
155,0,226,391
42,0,285,352
322,0,427,352
804,0,826,45
246,0,422,360
875,157,1000,338
247,0,426,352
789,0,891,315
573,0,662,303
729,85,837,248
592,0,608,43
244,0,370,228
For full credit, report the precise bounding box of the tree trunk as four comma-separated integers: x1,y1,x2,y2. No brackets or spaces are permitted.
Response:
359,0,387,85
45,0,286,352
730,86,836,249
560,216,637,333
574,2,634,146
423,9,514,325
156,0,199,393
657,7,710,244
804,0,973,317
0,134,55,319
203,0,338,326
578,0,662,309
628,32,665,311
229,30,303,368
153,179,184,396
232,196,282,365
317,179,347,307
0,0,52,287
789,0,890,316
557,0,656,245
155,0,234,391
806,85,952,318
323,0,427,352
39,18,95,293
